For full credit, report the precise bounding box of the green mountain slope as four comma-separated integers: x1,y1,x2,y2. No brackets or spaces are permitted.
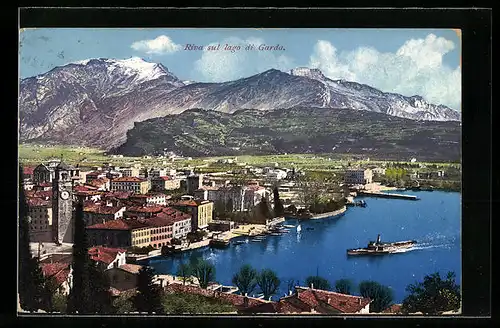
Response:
112,107,461,161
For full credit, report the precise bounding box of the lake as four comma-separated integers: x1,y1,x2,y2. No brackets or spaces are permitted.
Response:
141,191,461,303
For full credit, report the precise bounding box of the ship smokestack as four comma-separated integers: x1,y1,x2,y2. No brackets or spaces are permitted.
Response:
377,234,381,244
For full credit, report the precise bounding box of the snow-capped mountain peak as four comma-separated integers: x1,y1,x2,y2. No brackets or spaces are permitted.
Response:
71,57,173,83
290,67,326,80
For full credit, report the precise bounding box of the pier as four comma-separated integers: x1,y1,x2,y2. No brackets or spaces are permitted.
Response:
358,191,419,200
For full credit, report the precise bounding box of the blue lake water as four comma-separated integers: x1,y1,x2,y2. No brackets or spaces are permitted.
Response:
142,191,461,303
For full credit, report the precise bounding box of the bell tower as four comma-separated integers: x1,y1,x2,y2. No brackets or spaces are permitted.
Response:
52,161,74,244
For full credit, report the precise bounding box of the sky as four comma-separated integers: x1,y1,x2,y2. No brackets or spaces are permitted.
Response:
19,28,461,110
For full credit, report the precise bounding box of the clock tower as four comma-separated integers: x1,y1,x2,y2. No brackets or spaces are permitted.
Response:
52,161,74,244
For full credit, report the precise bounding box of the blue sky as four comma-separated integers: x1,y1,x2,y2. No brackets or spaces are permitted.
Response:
19,28,461,109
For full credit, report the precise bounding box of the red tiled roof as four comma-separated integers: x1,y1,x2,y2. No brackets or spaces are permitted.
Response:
119,263,143,274
382,304,402,314
41,262,70,286
23,166,35,175
88,246,126,265
294,287,371,313
155,176,171,181
87,177,109,187
86,218,149,231
84,205,124,215
27,197,51,207
112,177,147,183
145,215,176,227
86,171,103,177
103,191,133,199
127,206,164,213
38,182,52,188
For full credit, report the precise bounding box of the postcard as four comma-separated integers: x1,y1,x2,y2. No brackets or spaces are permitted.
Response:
18,27,462,316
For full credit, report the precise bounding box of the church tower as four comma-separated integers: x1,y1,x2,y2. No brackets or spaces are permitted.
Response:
52,162,74,244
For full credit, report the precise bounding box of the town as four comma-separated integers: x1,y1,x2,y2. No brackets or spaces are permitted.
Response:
18,151,461,315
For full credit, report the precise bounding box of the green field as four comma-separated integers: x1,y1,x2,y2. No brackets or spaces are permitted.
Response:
18,144,460,172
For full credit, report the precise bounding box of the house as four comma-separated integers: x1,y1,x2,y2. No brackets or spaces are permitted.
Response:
148,168,168,178
151,176,181,191
86,219,149,248
23,166,35,180
110,177,150,194
125,205,164,218
105,264,143,292
85,171,107,184
86,177,110,191
129,193,167,206
40,262,73,295
239,286,371,314
170,199,214,231
344,168,373,185
86,216,178,249
120,167,140,178
88,246,127,270
27,197,53,243
266,169,287,180
160,207,192,239
106,171,123,180
83,205,126,226
193,185,222,202
33,164,54,185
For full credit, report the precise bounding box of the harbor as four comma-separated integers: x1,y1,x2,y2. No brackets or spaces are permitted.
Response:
142,190,460,303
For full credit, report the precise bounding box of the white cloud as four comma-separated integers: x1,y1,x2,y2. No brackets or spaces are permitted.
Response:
309,34,461,109
131,35,181,55
194,37,295,82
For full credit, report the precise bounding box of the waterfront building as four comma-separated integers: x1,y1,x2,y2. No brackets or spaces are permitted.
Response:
160,207,192,240
171,199,214,231
151,176,181,191
110,176,150,194
83,205,126,226
344,168,373,185
86,218,150,248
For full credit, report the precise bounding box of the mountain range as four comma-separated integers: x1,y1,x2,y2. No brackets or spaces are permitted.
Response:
19,57,461,152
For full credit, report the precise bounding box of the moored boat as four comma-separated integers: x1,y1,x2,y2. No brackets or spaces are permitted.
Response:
347,234,417,256
210,238,230,248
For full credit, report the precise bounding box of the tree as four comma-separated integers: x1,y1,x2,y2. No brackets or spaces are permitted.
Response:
305,276,331,291
67,201,113,314
272,187,285,217
192,259,216,289
176,262,192,286
133,266,164,314
359,281,394,313
256,269,280,300
232,264,258,296
335,279,354,295
257,197,273,220
401,271,461,315
18,165,47,312
113,293,134,314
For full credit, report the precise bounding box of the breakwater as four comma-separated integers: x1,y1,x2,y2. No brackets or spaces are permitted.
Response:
358,191,419,200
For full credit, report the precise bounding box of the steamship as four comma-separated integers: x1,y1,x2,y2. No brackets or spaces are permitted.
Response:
347,234,417,256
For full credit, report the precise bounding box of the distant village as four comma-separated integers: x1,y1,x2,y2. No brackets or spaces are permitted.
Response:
20,156,459,314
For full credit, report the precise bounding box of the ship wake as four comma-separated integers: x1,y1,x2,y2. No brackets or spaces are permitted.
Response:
393,243,453,253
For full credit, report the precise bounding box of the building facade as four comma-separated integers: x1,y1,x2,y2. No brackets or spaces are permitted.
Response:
83,205,126,226
186,174,203,195
172,199,214,231
151,176,181,191
344,168,373,185
27,198,53,243
110,177,150,194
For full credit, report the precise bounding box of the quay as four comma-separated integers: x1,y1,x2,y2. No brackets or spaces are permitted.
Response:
358,191,419,200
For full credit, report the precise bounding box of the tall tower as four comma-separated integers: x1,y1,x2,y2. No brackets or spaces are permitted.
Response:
52,162,74,244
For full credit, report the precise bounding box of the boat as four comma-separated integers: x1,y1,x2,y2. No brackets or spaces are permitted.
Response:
233,240,247,245
270,233,282,236
347,234,417,256
297,224,302,233
283,225,295,228
209,238,230,248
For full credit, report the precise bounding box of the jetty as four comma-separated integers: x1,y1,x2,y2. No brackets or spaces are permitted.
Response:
358,191,419,200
